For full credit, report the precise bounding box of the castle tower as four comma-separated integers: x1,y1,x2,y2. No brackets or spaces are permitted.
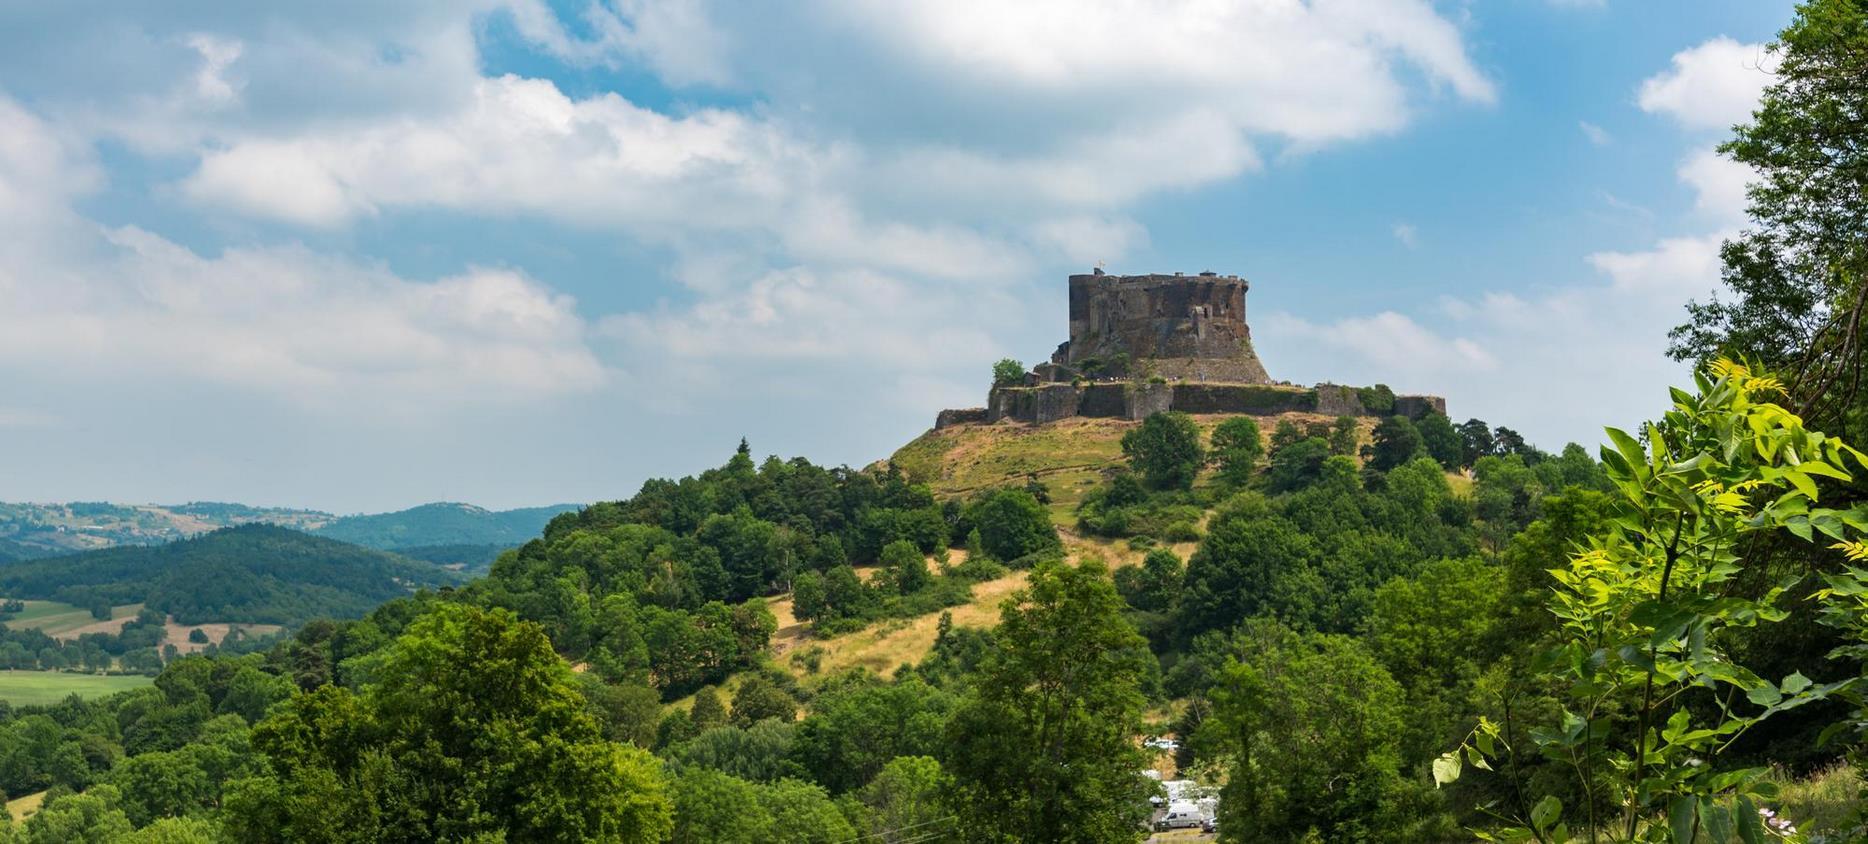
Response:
1052,270,1270,383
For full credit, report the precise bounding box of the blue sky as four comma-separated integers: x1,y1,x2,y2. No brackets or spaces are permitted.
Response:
0,0,1794,511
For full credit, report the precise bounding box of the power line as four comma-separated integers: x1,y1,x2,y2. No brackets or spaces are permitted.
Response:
833,813,957,844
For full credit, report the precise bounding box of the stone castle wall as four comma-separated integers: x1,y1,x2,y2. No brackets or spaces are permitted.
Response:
937,382,1447,429
1053,272,1270,383
930,268,1448,431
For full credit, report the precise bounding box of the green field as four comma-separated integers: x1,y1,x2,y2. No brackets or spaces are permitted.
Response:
0,670,152,706
0,598,140,635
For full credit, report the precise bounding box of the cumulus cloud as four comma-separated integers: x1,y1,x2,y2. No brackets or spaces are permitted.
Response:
1392,222,1419,249
1638,37,1776,131
0,0,1503,505
0,96,604,414
1256,34,1776,446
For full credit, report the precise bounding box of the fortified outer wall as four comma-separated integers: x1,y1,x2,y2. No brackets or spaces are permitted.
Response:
936,382,1446,429
1054,271,1270,383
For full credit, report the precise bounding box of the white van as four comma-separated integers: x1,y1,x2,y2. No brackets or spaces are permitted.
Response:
1154,802,1207,831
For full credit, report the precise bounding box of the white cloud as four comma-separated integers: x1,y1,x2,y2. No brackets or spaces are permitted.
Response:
1675,147,1753,225
502,0,732,86
1638,37,1776,131
1588,234,1726,299
0,96,604,413
0,0,1502,505
1392,222,1419,249
1579,120,1611,145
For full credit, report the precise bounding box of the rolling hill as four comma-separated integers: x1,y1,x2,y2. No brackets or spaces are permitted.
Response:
310,502,580,550
0,524,462,626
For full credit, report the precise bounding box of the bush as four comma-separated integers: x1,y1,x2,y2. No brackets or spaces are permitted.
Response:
969,490,1058,561
949,555,1008,582
1163,521,1202,543
1120,412,1205,490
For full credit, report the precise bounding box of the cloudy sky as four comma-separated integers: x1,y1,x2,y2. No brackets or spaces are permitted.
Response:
0,0,1791,512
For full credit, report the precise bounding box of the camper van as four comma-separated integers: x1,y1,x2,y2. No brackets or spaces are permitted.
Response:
1154,802,1207,831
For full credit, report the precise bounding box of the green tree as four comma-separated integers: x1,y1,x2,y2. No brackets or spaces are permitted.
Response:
1670,0,1868,440
110,749,211,827
1265,437,1332,492
670,768,772,844
223,604,672,843
690,686,728,731
1415,411,1463,469
881,539,929,595
1329,415,1361,456
943,559,1154,842
120,816,221,843
791,570,828,622
992,358,1027,388
17,785,133,844
852,755,954,843
1458,417,1495,467
971,489,1058,563
1112,548,1182,614
789,673,952,793
1442,361,1868,840
1206,623,1421,841
1210,416,1264,486
730,674,798,726
757,777,856,844
1121,411,1205,490
1365,415,1426,472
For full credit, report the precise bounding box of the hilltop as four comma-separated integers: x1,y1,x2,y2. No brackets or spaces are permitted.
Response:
0,499,577,566
310,501,579,550
0,524,461,626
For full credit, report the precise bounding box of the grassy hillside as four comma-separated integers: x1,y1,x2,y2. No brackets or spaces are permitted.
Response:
0,671,153,706
890,412,1373,519
0,524,461,625
312,502,579,549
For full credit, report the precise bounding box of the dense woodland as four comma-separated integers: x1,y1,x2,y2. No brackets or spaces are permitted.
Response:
4,2,1868,842
0,526,462,627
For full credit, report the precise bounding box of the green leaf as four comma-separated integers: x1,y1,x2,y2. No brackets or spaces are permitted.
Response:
1786,469,1820,501
1781,671,1812,695
1735,795,1763,844
1607,427,1647,472
1531,795,1562,834
1431,752,1462,786
1670,795,1697,844
1699,797,1733,844
1465,745,1493,771
1746,684,1783,707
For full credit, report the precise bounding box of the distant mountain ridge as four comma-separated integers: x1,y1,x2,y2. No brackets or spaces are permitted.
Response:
0,499,579,560
311,502,580,550
0,524,463,626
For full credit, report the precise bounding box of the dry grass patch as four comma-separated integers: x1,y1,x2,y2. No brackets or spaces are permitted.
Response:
6,790,46,824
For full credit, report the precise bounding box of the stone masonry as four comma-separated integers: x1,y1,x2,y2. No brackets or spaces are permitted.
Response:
934,268,1447,429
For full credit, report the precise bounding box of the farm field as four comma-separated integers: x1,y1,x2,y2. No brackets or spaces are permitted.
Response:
0,598,140,635
0,670,152,706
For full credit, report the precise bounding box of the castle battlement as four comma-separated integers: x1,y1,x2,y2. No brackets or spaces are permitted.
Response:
1054,270,1269,383
931,268,1447,429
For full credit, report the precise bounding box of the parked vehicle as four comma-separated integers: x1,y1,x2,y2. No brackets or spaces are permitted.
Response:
1143,736,1180,752
1154,802,1206,831
1202,814,1219,833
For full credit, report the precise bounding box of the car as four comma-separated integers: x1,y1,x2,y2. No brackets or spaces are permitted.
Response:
1143,737,1181,752
1202,815,1219,833
1154,804,1206,832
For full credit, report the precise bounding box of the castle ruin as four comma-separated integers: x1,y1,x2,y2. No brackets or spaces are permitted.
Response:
934,269,1446,428
1055,270,1270,383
